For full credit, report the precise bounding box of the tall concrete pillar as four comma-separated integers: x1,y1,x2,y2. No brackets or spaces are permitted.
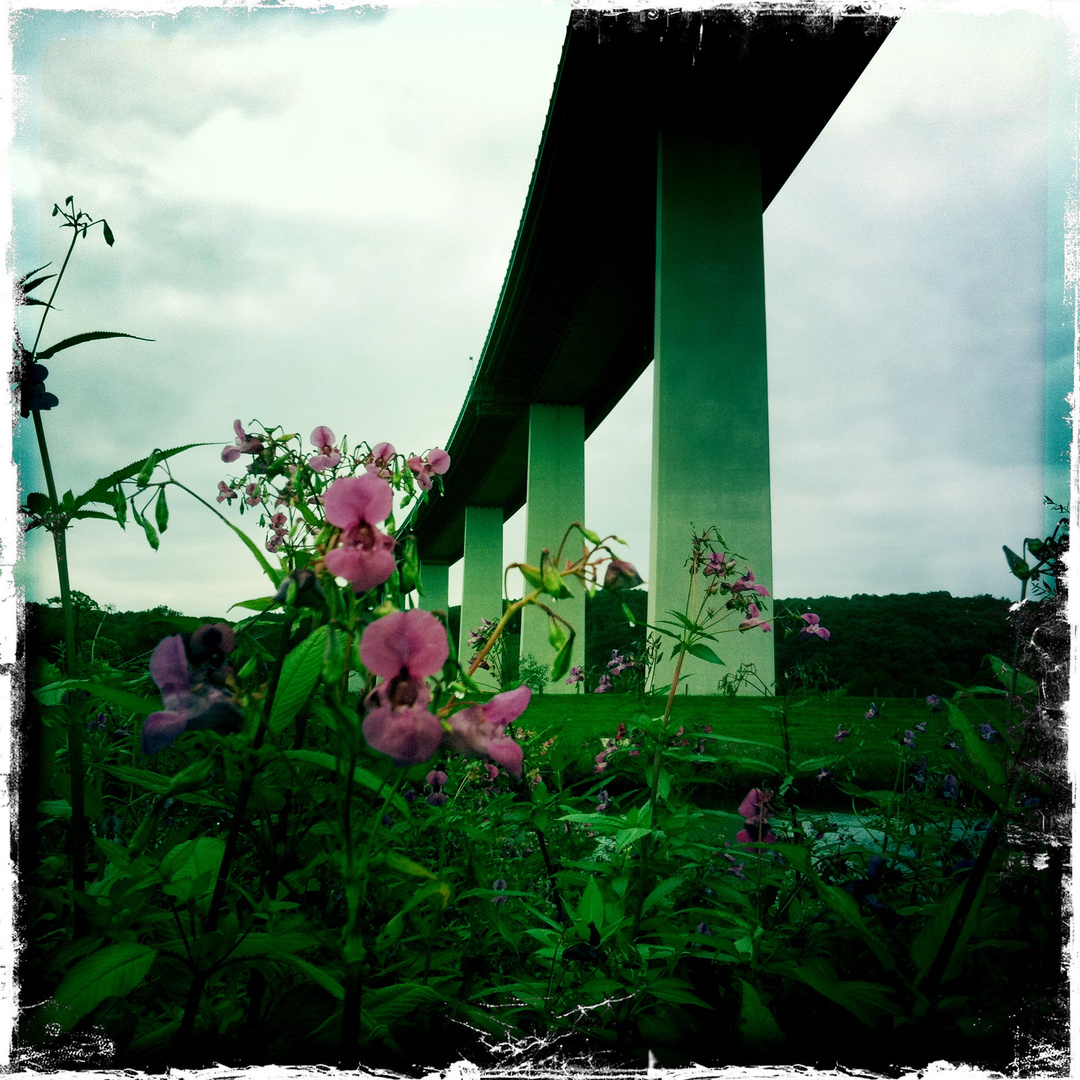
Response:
460,506,504,691
520,404,586,693
418,561,449,616
649,127,775,695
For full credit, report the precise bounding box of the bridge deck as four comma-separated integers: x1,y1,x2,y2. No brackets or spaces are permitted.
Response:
411,7,895,565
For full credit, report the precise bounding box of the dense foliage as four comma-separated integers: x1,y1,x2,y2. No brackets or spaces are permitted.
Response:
13,204,1069,1075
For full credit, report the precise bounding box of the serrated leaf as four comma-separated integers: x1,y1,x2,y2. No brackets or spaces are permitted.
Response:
737,979,785,1046
575,875,604,931
686,642,724,665
161,837,225,885
283,955,344,999
52,943,156,1031
35,330,153,361
269,625,329,733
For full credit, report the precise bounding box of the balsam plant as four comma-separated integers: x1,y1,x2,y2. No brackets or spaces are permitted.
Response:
13,204,1067,1072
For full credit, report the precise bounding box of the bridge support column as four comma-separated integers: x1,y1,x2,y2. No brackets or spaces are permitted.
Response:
649,128,775,695
418,561,449,617
461,506,504,690
520,404,586,693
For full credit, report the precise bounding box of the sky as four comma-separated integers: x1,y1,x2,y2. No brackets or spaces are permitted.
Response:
5,0,1075,619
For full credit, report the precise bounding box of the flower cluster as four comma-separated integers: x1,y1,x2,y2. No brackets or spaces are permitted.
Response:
407,448,450,492
141,623,244,754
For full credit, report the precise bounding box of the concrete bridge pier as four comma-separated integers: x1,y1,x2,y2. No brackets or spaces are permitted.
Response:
417,561,449,617
649,126,776,695
460,505,504,690
519,403,586,693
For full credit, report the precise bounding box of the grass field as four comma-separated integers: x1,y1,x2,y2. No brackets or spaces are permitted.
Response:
516,692,1013,807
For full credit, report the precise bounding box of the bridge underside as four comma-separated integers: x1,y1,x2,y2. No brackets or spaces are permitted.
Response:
412,7,895,688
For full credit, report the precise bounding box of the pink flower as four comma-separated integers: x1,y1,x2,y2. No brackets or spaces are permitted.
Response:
222,419,263,463
365,441,397,480
835,724,851,743
444,684,530,777
730,568,770,598
360,609,449,766
702,552,735,577
141,631,243,754
407,448,451,492
308,426,342,472
324,474,396,593
737,788,773,823
244,483,262,507
739,602,772,632
799,612,831,641
216,481,236,503
594,674,613,694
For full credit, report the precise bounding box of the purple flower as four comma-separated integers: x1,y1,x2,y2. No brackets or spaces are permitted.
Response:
467,617,497,649
426,791,447,807
426,769,448,789
834,725,850,743
444,684,531,778
925,694,943,713
901,729,917,749
141,629,243,754
731,567,770,598
407,448,451,492
942,774,960,801
216,481,236,503
914,721,927,733
244,482,262,507
222,419,263,463
360,609,449,766
308,425,342,472
799,612,831,641
817,768,832,781
565,665,584,685
486,763,499,781
695,922,712,936
324,474,397,593
979,723,999,743
865,703,879,720
594,674,613,694
702,552,735,578
739,602,772,632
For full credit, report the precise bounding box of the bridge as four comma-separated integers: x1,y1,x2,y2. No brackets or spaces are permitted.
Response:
410,7,896,692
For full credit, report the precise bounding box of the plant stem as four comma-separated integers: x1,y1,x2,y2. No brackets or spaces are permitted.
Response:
177,613,295,1045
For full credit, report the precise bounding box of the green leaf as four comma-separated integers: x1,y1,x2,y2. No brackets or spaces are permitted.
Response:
384,850,435,879
161,837,225,886
737,979,786,1046
686,642,725,666
154,487,169,533
575,875,604,931
283,749,409,814
102,765,172,794
101,219,114,247
777,959,898,1028
113,486,127,528
911,877,988,986
35,330,153,361
269,625,329,733
52,943,157,1031
944,700,1005,792
550,633,575,683
282,956,344,999
35,679,157,716
641,875,685,915
548,616,568,652
984,654,1038,698
615,827,653,852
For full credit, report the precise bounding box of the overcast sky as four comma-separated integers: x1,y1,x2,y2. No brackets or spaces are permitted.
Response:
7,0,1074,617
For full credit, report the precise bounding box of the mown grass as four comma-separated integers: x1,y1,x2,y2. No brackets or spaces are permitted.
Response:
517,692,1013,806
